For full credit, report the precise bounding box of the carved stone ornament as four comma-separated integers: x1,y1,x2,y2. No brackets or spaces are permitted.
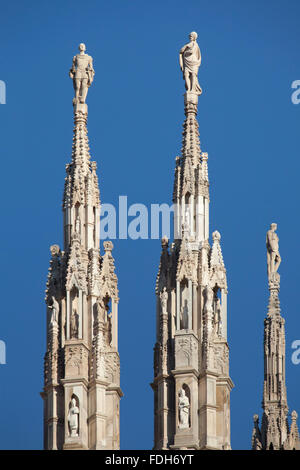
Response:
50,244,60,257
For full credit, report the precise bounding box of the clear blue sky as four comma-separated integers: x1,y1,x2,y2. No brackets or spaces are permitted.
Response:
0,0,299,450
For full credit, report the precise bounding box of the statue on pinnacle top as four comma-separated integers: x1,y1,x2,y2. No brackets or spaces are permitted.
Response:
69,43,95,106
266,223,281,282
179,32,202,95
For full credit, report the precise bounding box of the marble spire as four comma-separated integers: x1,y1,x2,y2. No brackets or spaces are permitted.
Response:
252,224,299,450
42,44,122,450
152,33,233,450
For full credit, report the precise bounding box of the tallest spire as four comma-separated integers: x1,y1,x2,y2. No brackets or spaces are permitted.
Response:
153,34,233,450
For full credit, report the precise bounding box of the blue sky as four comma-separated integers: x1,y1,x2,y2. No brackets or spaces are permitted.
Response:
0,0,300,450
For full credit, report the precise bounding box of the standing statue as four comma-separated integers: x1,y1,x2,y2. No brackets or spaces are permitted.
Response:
96,297,107,323
266,223,281,280
215,297,222,337
70,309,79,338
180,300,189,330
49,296,59,325
179,32,202,95
183,209,190,235
160,287,168,315
68,398,79,437
69,43,95,105
178,388,190,429
75,216,80,234
204,286,214,315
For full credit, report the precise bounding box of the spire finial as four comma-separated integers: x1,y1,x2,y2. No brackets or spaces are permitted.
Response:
161,235,169,248
179,32,202,99
69,43,95,113
103,241,114,252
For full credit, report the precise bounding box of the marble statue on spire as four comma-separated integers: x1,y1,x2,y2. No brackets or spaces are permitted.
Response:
69,43,95,105
179,32,202,95
251,224,300,450
266,223,281,281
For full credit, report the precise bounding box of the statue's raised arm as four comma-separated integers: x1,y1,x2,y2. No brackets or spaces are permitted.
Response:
69,43,95,105
179,32,202,95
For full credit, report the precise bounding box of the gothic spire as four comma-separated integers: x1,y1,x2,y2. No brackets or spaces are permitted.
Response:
42,44,121,450
173,36,210,243
153,33,233,451
252,224,299,450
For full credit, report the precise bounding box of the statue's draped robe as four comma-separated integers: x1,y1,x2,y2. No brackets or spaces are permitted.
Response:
182,42,202,94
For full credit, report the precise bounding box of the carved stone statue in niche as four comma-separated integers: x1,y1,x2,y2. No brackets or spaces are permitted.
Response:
95,297,112,346
49,296,59,325
182,209,190,237
203,286,214,331
160,287,168,315
215,297,222,337
180,300,189,330
68,397,79,437
70,309,79,339
75,216,80,235
178,388,190,429
95,298,107,323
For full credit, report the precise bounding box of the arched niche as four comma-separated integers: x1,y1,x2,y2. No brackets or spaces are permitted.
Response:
68,394,80,438
212,284,224,337
182,383,191,428
75,202,80,222
178,383,191,429
70,286,79,339
185,192,191,206
180,278,189,330
104,295,112,346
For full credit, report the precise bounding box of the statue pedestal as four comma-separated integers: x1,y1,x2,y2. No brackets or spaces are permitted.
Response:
73,102,88,115
172,427,199,450
63,436,87,450
184,92,198,105
268,272,280,291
